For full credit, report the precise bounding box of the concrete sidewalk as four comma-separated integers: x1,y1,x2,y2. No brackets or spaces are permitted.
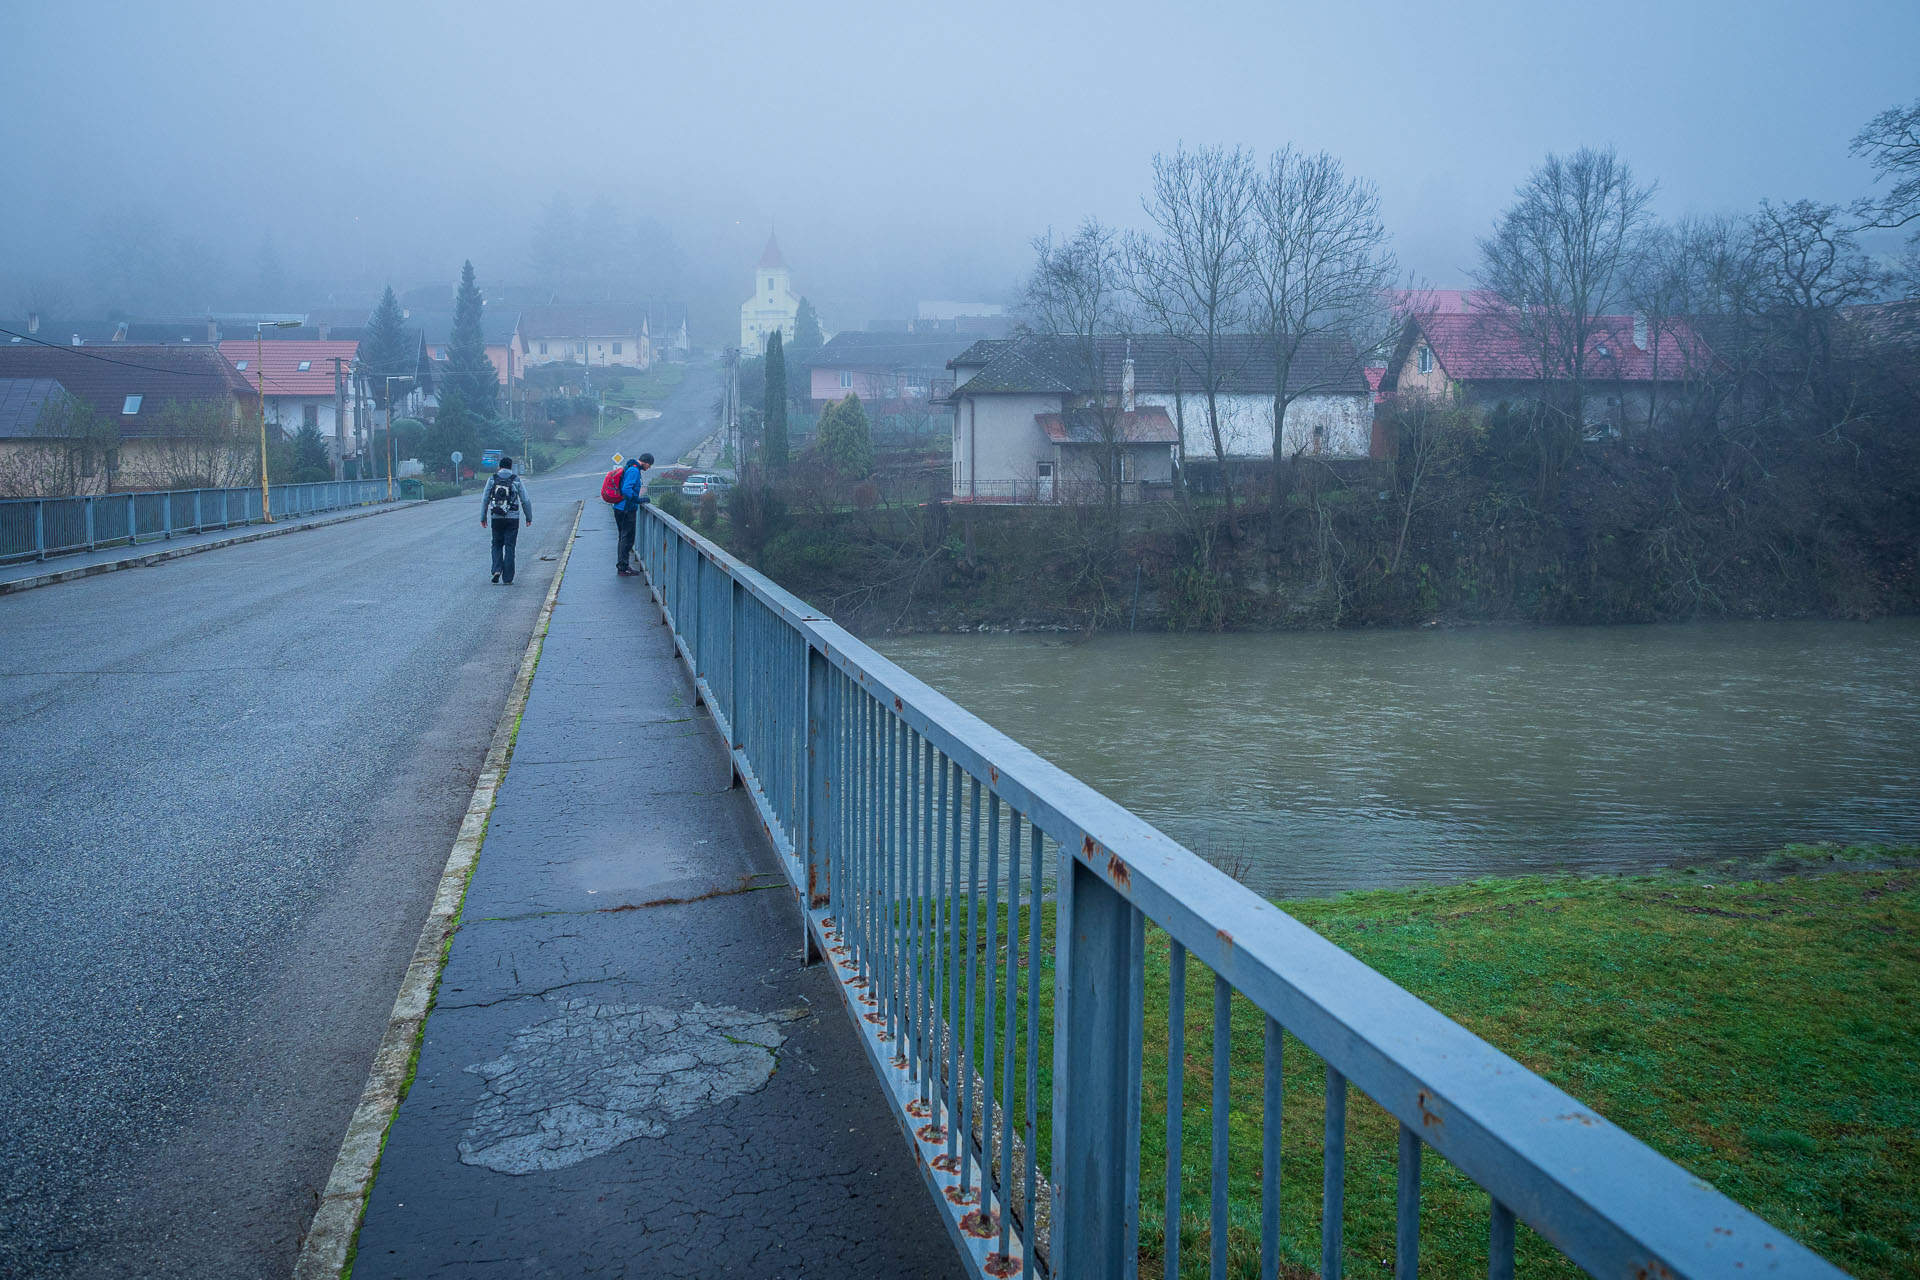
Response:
346,505,962,1278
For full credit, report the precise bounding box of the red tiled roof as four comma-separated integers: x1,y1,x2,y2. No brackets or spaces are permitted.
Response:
1036,406,1179,445
1415,311,1716,383
218,340,359,397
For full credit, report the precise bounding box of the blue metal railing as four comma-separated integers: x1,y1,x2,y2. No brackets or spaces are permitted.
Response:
0,480,392,564
637,505,1846,1280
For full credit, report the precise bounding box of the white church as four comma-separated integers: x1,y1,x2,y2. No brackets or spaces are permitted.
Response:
739,231,800,352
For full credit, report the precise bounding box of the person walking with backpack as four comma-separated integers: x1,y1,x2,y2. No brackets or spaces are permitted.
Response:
480,457,533,584
611,452,652,576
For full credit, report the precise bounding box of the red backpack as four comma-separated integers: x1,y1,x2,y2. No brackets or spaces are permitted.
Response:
600,466,625,505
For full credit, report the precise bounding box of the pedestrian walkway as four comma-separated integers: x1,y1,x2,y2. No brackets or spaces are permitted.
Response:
347,505,962,1278
0,498,416,593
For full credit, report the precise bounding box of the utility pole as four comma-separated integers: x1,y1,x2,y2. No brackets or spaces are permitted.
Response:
331,356,347,481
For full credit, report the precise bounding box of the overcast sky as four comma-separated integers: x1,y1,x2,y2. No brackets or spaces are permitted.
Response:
3,0,1914,330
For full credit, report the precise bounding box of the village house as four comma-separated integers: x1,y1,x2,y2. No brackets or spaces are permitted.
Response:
803,332,971,410
0,344,254,496
740,232,799,352
1381,295,1718,436
516,303,652,371
218,339,361,465
946,334,1373,503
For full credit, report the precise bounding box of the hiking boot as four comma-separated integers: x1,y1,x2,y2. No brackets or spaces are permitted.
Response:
491,571,500,583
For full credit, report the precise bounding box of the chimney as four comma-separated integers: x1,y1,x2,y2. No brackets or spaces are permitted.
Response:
1632,313,1648,351
72,333,82,346
207,317,219,343
26,312,39,335
1122,356,1136,411
318,322,330,341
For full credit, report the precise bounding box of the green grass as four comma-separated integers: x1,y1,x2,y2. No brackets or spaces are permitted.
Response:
601,362,686,407
923,849,1919,1277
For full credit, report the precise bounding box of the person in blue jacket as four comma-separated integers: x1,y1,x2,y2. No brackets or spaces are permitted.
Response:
614,452,652,576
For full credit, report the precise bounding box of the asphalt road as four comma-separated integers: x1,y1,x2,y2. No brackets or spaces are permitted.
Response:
0,358,721,1278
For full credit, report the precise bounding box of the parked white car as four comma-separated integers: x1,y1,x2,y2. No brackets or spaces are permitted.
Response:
680,473,734,498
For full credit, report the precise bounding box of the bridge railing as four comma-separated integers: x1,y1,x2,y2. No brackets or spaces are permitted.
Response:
0,480,392,565
638,504,1845,1280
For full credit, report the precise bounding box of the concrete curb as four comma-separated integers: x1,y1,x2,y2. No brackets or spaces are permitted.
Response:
292,499,584,1280
0,499,430,595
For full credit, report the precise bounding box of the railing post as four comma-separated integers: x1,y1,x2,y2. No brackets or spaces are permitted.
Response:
84,496,95,550
34,500,45,560
126,493,136,546
803,642,831,963
1052,851,1141,1277
729,577,745,789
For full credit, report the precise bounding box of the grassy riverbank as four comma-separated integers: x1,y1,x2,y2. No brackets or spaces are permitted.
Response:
963,847,1919,1277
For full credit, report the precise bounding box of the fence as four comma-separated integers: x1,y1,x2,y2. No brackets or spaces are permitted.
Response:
0,480,391,565
637,504,1846,1280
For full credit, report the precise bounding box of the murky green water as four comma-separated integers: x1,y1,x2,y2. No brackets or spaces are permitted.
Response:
874,619,1920,898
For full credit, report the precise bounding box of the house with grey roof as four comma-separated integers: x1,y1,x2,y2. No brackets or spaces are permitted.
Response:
945,333,1372,503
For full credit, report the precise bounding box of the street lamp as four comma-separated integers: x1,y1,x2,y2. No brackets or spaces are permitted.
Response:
255,320,302,520
384,375,415,501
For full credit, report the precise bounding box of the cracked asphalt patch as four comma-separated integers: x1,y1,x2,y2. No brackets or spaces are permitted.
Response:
459,1000,807,1174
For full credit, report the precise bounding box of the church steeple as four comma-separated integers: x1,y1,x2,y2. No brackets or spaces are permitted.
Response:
757,231,788,270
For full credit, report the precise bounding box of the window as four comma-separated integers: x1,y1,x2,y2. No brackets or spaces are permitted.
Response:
539,342,548,355
235,360,248,370
1416,346,1433,375
576,342,586,355
1118,452,1136,484
75,448,95,477
298,359,312,371
304,404,320,428
613,342,622,355
122,394,143,415
840,371,852,388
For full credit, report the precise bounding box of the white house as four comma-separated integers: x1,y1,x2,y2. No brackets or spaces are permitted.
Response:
218,339,361,459
517,304,652,371
946,334,1373,503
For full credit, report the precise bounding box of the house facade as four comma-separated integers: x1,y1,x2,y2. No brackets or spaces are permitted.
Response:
740,232,799,352
1381,307,1718,436
219,340,361,463
517,304,652,371
0,344,254,495
804,332,970,409
946,334,1373,503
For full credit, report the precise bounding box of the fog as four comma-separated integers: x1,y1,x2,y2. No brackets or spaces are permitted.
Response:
2,0,1914,334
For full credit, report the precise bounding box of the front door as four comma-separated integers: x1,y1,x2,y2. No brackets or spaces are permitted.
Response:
1036,461,1055,503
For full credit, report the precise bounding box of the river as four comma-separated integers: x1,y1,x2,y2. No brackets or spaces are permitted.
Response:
874,619,1920,899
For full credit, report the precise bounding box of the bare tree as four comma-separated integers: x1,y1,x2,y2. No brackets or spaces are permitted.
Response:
1128,144,1255,520
1247,146,1398,550
0,392,120,497
1384,391,1475,576
1021,220,1133,510
1850,97,1920,286
1746,199,1888,432
128,399,260,490
1474,146,1654,499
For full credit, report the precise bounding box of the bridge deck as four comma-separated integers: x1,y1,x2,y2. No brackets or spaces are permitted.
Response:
349,509,961,1278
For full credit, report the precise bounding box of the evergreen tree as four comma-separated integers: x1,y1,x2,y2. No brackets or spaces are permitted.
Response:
817,393,873,478
423,389,479,482
446,260,499,417
793,297,824,351
292,421,331,481
762,330,789,468
358,286,413,411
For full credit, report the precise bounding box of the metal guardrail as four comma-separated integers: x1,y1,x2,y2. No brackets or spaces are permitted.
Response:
0,480,391,564
637,505,1846,1280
